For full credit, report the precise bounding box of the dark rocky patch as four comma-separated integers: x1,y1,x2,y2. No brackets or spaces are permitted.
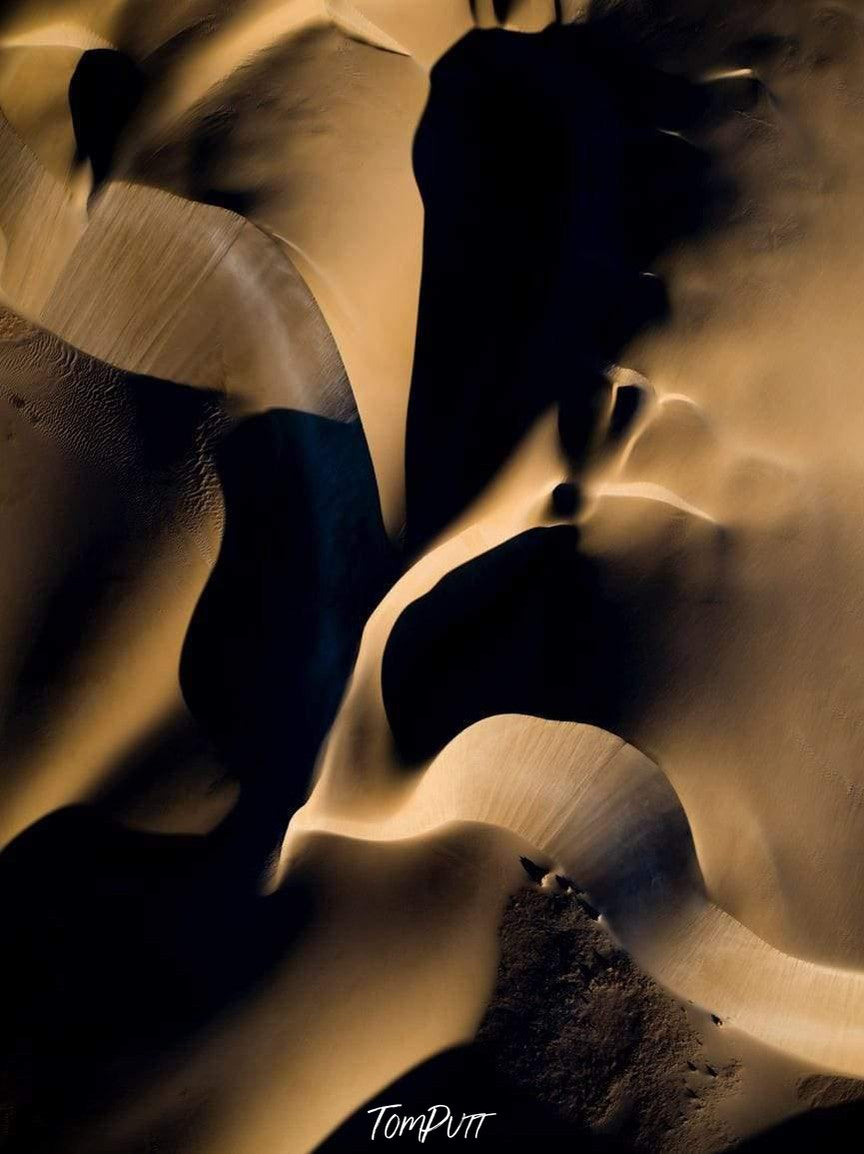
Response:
476,887,738,1152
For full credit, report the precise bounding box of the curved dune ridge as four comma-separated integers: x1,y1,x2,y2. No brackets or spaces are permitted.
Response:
286,394,864,1085
3,0,864,1151
296,705,864,1081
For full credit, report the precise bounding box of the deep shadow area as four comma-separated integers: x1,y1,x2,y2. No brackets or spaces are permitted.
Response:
729,1102,864,1152
382,524,635,766
0,805,316,1154
405,20,737,551
179,409,397,873
315,1043,629,1153
69,50,145,191
0,399,395,1148
391,18,748,768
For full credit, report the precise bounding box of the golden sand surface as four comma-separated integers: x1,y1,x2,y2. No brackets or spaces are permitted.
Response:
3,2,864,1150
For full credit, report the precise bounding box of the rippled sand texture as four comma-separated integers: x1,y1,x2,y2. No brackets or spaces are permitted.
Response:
4,1,864,1152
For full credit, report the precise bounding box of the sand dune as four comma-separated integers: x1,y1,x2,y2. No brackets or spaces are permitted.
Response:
0,307,232,847
3,1,864,1152
288,391,864,1079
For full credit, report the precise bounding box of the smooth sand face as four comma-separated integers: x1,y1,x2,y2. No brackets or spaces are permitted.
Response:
0,1,592,532
0,308,234,845
596,2,864,969
5,1,864,1150
0,0,549,532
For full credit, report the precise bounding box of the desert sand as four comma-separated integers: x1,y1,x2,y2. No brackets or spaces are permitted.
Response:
3,1,864,1152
